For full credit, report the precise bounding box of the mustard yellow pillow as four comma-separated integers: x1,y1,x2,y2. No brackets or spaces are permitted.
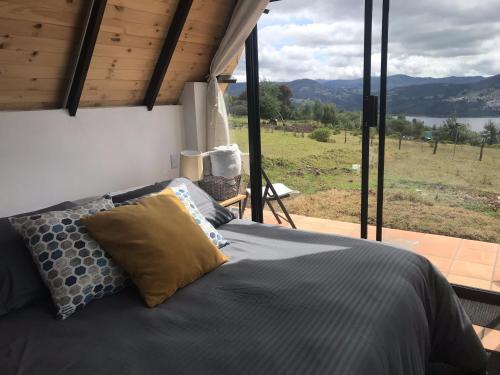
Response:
81,189,228,308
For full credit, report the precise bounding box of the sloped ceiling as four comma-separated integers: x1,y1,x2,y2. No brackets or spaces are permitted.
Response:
0,0,237,111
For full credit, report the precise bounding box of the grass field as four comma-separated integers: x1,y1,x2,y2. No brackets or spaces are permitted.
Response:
230,126,500,243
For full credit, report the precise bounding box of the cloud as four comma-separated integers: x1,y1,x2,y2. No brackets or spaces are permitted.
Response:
233,0,500,81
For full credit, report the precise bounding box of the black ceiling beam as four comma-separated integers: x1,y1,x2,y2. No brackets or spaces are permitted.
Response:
144,0,193,111
66,0,107,116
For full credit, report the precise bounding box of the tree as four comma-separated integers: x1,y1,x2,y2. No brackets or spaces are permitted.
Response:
259,81,281,120
387,116,409,136
439,116,458,142
312,100,323,122
278,85,292,106
410,118,425,139
277,84,293,119
482,120,499,145
321,103,336,126
297,100,314,120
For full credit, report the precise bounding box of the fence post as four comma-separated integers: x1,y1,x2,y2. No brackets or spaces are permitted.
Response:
479,142,485,161
433,140,438,155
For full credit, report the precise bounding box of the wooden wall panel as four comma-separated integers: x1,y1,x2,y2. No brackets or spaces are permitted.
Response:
0,0,86,110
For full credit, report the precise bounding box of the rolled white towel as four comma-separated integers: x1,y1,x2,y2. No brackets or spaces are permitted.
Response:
210,144,242,179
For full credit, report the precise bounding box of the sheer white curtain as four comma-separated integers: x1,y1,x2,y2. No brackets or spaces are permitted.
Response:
206,0,269,151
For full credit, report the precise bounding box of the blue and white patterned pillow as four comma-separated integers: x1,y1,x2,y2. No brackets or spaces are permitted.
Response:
170,184,229,249
9,198,128,319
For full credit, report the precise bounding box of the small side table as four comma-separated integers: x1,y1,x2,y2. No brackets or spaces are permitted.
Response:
218,193,248,219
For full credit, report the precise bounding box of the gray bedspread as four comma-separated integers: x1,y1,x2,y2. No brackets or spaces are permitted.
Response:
0,220,487,375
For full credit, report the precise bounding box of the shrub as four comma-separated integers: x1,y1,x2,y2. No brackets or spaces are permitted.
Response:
309,127,332,142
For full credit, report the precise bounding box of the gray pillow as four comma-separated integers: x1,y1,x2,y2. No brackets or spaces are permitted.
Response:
9,198,128,319
0,201,77,316
161,178,235,228
107,178,235,227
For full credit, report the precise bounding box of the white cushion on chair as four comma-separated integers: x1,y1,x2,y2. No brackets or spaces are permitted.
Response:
247,183,299,198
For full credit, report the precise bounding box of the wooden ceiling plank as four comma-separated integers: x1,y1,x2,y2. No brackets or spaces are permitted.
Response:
92,43,160,60
0,101,59,110
84,79,147,92
0,0,85,28
80,88,144,101
102,2,175,28
143,0,193,110
87,68,154,81
79,98,144,107
178,19,226,46
106,0,176,16
0,90,60,104
0,77,64,92
96,30,164,50
0,33,74,54
66,0,108,116
0,17,81,41
100,20,167,39
0,49,69,67
90,55,157,70
0,64,68,79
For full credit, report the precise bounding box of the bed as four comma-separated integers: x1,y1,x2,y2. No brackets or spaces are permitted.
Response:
0,208,488,375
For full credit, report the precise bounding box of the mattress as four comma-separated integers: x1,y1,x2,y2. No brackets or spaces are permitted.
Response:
0,220,487,375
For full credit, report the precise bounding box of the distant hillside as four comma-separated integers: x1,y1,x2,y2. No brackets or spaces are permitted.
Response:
227,74,500,116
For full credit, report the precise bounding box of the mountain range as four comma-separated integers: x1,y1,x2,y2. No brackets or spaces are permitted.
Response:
227,74,500,117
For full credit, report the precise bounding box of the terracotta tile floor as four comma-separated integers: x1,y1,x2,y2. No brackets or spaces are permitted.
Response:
242,209,500,351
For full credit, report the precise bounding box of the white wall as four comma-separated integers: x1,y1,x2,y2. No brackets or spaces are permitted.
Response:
0,105,183,217
179,82,207,152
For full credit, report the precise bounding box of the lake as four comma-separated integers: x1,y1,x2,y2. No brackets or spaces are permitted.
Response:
405,116,500,132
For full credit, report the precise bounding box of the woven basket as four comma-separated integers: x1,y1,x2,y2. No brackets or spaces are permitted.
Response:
199,175,241,201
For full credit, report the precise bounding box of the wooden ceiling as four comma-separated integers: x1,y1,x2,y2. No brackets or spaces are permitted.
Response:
0,0,237,111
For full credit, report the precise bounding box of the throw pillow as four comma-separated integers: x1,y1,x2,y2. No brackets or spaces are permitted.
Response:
0,201,77,317
9,198,127,319
81,191,228,308
166,185,229,248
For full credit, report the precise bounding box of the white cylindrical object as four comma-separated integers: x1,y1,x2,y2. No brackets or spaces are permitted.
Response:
240,152,250,175
180,150,203,181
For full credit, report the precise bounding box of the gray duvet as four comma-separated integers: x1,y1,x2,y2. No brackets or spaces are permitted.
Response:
0,220,487,375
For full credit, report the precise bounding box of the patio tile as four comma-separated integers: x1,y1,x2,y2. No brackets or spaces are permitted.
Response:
489,270,500,292
449,260,493,281
456,242,498,266
424,255,452,274
416,234,461,259
461,239,499,253
447,274,492,290
473,325,485,339
490,282,500,293
492,268,500,281
383,228,427,242
482,329,500,352
383,238,420,252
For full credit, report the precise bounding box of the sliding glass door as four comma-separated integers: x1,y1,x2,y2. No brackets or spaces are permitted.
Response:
378,0,500,294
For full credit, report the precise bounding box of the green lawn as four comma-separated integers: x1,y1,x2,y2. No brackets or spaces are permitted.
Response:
229,125,500,243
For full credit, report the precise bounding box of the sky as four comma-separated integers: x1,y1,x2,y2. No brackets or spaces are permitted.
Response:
233,0,500,82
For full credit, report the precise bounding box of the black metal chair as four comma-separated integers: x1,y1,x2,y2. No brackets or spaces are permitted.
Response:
242,170,298,229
